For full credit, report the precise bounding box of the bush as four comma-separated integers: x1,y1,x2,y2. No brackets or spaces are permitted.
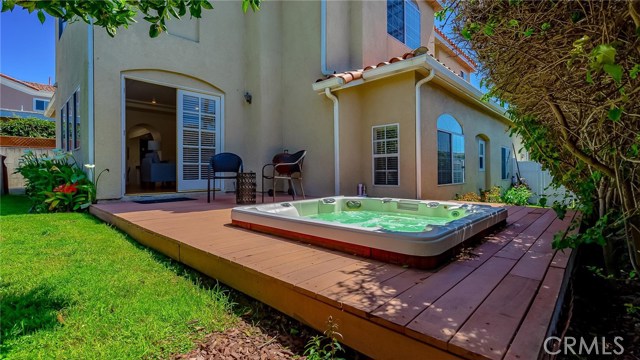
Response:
481,186,503,203
0,117,55,138
456,192,481,202
15,150,97,212
502,184,533,206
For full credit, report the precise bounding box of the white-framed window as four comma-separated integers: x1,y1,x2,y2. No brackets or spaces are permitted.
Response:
387,0,421,49
437,114,465,185
478,139,486,172
501,147,511,180
372,124,399,186
33,99,49,112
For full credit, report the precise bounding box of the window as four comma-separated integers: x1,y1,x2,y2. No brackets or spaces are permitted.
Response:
501,147,511,180
387,0,421,49
437,114,465,185
33,99,49,112
59,89,80,151
478,139,486,172
58,18,67,39
74,92,80,149
372,124,399,186
460,71,466,80
60,104,66,151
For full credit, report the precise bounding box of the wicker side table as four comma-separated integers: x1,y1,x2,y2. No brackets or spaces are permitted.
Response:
236,172,256,204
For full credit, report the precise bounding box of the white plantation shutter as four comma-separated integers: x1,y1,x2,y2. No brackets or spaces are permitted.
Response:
177,90,221,191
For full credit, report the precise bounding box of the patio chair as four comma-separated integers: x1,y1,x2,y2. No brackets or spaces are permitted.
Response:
261,150,306,202
208,152,243,203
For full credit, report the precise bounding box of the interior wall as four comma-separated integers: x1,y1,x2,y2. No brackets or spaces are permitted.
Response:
125,107,176,186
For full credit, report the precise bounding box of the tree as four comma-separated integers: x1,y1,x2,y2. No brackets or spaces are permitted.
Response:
441,0,640,272
1,0,261,37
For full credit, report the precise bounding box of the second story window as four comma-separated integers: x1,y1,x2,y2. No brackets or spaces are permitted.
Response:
33,99,49,112
387,0,421,49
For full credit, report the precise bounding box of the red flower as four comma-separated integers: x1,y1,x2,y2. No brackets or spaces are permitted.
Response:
54,183,78,194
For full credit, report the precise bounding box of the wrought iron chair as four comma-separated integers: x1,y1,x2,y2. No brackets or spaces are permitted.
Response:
261,150,306,202
208,152,243,203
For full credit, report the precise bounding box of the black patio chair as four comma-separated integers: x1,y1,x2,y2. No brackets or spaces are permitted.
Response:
208,152,243,203
261,150,306,202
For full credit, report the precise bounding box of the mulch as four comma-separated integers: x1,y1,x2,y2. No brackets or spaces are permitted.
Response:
558,250,640,360
173,295,368,360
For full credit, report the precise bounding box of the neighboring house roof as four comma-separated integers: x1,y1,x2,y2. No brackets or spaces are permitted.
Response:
0,109,54,121
0,73,56,95
313,48,510,125
433,27,477,69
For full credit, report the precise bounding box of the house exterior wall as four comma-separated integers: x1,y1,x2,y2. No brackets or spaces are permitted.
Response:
55,0,492,199
420,82,512,200
54,20,90,165
0,84,50,113
342,72,417,199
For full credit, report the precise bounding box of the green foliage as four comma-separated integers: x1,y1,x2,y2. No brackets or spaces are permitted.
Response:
0,117,55,138
2,0,262,38
456,192,481,202
481,186,503,203
0,195,235,358
502,184,532,206
14,150,105,213
303,316,345,360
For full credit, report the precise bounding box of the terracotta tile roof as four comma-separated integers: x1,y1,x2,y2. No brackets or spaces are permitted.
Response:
316,47,467,85
0,73,56,93
433,27,477,68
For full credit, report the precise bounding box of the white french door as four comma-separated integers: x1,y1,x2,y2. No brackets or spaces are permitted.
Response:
177,90,221,191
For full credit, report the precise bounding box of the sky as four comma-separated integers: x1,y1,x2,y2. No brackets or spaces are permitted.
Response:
1,8,55,84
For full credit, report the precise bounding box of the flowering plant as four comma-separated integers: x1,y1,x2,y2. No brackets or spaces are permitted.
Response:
15,150,108,212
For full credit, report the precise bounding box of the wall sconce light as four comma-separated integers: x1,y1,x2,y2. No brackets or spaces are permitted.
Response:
244,92,252,104
151,97,157,104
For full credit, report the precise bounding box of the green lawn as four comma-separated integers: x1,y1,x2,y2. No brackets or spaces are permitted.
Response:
0,195,237,359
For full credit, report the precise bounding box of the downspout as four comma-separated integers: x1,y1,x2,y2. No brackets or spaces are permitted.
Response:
87,21,95,178
415,69,435,199
320,0,333,76
324,88,340,195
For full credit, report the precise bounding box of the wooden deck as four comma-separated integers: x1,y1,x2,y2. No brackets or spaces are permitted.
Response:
90,194,575,360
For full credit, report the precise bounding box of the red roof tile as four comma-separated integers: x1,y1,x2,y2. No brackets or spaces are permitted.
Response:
0,73,55,93
434,27,477,68
316,47,467,86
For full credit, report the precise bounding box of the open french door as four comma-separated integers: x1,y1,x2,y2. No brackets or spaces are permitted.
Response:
177,90,221,191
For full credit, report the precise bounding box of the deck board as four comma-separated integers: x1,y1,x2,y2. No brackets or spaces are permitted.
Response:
90,195,575,360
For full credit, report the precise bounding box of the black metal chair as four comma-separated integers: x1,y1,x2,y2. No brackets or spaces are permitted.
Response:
208,152,243,203
261,150,306,202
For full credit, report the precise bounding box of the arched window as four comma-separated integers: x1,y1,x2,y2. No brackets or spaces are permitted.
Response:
437,114,465,185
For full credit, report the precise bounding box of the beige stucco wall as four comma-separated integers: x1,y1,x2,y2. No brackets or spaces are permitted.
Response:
54,20,90,166
420,82,513,200
340,72,417,199
56,0,499,199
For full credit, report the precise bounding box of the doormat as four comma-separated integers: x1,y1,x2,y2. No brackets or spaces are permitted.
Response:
133,197,195,204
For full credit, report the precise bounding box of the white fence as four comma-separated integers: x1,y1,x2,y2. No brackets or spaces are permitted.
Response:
513,160,574,205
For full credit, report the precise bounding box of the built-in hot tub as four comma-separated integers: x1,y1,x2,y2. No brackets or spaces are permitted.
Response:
231,197,507,269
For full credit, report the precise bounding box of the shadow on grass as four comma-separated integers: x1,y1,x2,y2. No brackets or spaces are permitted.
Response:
0,284,69,355
0,195,32,216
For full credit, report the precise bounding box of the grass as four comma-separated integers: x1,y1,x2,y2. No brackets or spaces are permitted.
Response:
0,195,238,359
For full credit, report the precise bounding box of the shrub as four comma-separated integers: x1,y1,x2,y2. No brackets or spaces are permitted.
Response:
456,192,481,202
503,184,533,206
0,117,55,138
481,186,503,203
14,150,102,212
